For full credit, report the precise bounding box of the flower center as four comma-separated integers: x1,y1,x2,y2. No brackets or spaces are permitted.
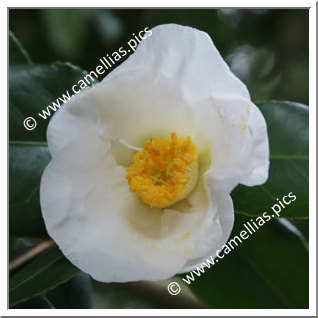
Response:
126,133,199,208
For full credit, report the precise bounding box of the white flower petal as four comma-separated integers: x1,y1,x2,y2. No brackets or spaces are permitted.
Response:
180,192,234,273
42,125,234,281
239,102,269,186
113,24,250,103
41,23,269,282
48,24,268,187
42,127,185,281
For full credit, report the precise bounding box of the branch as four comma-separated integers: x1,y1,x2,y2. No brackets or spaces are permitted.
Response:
9,239,54,272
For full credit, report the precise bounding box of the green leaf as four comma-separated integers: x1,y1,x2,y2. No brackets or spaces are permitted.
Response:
44,273,92,309
13,273,92,309
9,142,50,237
290,219,309,241
9,32,87,235
186,215,309,309
9,245,79,307
232,101,308,219
13,295,55,309
9,63,86,142
9,31,32,65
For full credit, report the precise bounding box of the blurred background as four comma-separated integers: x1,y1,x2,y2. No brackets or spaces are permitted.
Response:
9,9,309,309
9,9,309,104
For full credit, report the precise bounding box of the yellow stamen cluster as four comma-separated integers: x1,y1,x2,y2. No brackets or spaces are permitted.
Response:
126,133,199,208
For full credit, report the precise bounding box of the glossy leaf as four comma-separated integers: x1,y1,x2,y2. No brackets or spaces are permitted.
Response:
45,273,92,309
9,63,86,142
9,245,79,307
13,273,92,309
9,31,87,142
232,101,308,219
9,31,32,65
9,143,50,237
186,215,309,308
9,32,86,237
13,295,55,309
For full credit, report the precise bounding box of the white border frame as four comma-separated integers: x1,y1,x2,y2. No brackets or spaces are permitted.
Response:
2,1,316,316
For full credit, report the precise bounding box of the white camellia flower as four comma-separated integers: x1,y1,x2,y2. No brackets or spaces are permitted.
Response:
40,24,269,282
